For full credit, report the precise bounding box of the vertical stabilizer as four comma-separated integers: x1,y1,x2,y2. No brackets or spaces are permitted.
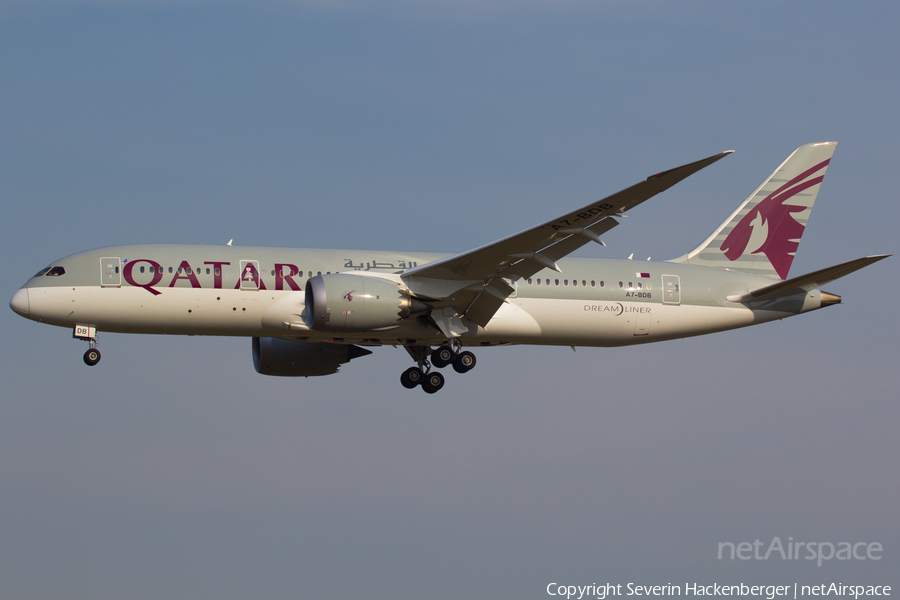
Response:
671,142,837,279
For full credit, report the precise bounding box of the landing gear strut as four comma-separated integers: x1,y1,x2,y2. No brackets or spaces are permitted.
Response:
401,343,476,394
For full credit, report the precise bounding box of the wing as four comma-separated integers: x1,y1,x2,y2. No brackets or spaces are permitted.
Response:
403,150,733,331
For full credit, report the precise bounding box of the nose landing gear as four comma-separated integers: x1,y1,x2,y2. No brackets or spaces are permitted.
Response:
74,325,101,366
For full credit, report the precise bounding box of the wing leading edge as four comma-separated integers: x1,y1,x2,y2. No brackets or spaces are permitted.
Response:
403,150,734,330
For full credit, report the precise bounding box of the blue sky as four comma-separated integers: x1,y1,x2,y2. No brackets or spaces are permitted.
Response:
1,2,897,598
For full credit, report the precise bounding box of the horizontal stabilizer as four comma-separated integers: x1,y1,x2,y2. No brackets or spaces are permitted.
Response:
726,254,890,303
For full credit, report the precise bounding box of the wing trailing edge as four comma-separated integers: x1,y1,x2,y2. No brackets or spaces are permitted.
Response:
405,149,733,327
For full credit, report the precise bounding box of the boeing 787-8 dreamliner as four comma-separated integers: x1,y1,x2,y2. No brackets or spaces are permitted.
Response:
10,142,889,393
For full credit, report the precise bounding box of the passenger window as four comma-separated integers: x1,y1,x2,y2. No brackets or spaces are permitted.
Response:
554,279,560,286
168,267,173,274
582,280,586,287
618,281,623,289
563,280,568,286
591,280,596,288
215,268,220,276
637,282,642,290
536,279,541,285
600,280,604,288
140,266,146,274
527,278,533,285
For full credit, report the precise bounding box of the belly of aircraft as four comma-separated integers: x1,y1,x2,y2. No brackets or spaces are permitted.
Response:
25,285,764,347
27,286,274,336
508,298,758,346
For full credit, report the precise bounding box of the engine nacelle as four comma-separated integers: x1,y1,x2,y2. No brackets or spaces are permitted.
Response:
252,337,371,377
305,273,427,332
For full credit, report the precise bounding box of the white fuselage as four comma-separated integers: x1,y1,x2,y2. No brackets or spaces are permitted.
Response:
14,244,825,349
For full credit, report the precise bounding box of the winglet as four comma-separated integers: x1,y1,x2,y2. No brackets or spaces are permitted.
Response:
648,150,734,181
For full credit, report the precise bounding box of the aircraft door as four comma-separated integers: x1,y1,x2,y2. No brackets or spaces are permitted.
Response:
240,260,261,290
100,257,121,287
662,274,681,305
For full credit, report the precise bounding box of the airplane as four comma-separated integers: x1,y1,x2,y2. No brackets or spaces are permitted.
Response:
9,142,889,394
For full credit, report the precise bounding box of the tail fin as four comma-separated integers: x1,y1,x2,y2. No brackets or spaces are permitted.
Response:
672,142,837,279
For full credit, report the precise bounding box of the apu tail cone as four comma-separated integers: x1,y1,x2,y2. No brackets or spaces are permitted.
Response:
820,291,842,307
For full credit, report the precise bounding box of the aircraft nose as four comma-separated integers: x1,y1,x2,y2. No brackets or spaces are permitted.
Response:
9,287,29,317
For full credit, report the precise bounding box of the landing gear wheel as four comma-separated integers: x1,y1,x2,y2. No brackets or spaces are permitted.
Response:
83,348,101,366
453,351,476,374
421,371,445,394
431,346,455,368
400,366,424,389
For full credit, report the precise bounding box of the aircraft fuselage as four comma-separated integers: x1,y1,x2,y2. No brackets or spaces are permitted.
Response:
13,244,827,348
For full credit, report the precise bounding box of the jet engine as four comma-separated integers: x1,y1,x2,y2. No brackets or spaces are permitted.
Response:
304,273,428,332
252,337,372,377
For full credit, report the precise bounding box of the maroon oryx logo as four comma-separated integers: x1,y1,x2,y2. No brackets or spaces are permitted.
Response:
343,290,356,302
720,159,829,279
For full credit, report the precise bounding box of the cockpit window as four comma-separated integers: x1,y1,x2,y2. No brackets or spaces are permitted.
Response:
46,266,66,277
32,267,52,278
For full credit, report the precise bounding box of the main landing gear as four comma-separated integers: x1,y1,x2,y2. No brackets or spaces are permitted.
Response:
401,344,477,394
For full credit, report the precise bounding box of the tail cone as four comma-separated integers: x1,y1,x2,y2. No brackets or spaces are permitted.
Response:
820,291,842,307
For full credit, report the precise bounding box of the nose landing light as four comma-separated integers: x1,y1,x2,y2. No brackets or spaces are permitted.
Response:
9,288,29,317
